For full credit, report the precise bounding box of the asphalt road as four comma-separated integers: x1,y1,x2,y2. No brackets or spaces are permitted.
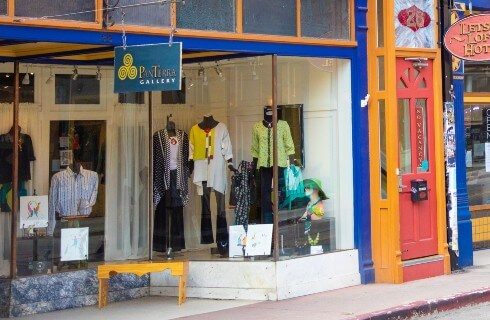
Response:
413,303,490,320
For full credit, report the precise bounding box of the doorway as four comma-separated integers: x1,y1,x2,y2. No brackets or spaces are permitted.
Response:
396,58,438,260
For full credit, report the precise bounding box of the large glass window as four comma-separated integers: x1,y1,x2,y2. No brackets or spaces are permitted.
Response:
15,0,95,21
243,0,297,36
0,0,6,15
465,63,490,93
301,0,350,39
0,73,35,104
55,74,100,105
11,64,149,276
276,57,353,258
110,0,171,27
177,0,235,32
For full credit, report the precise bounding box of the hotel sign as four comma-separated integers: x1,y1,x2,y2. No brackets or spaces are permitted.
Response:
114,43,182,93
444,14,490,61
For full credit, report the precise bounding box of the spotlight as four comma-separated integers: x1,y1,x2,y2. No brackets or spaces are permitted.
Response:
22,72,30,85
215,62,225,81
251,58,259,81
72,66,78,81
96,66,102,81
187,77,195,89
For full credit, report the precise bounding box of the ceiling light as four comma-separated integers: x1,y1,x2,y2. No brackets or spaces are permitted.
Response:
187,77,195,89
96,66,102,81
22,73,30,85
72,66,78,81
5,74,9,78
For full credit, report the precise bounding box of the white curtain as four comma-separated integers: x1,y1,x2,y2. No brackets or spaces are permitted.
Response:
108,104,149,260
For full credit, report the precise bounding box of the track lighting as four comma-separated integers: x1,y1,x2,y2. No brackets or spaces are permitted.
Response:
96,66,102,81
72,66,78,81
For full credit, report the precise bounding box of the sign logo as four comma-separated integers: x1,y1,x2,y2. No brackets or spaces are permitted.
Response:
444,14,490,61
114,42,182,93
118,54,138,80
398,5,431,32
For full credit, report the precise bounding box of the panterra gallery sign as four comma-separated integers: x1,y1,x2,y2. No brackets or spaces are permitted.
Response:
444,14,490,61
114,42,182,93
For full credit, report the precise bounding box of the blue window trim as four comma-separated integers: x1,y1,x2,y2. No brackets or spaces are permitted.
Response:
0,5,374,283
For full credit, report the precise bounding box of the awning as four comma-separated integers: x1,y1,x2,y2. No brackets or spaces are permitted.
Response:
0,40,243,66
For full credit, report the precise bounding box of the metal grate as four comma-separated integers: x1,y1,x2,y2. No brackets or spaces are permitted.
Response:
472,210,490,250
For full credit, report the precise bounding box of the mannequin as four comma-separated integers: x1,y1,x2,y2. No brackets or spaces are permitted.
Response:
0,126,35,212
48,158,99,236
251,106,295,224
189,115,235,251
153,115,190,254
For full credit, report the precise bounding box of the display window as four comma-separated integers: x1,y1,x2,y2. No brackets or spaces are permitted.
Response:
3,64,150,276
2,53,354,276
465,63,490,94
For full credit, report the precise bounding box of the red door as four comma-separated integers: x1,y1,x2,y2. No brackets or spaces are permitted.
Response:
396,58,438,260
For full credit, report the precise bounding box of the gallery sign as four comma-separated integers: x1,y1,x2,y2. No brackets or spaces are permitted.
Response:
444,14,490,61
114,42,182,93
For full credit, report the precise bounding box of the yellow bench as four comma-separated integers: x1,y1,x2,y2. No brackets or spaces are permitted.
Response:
97,260,189,308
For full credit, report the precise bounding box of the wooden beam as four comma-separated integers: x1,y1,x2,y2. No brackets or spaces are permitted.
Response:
236,0,243,33
11,61,19,278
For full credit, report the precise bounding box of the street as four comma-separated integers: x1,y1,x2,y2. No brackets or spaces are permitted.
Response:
414,303,490,320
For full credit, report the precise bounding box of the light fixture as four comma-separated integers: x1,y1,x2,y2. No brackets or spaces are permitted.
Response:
198,64,208,86
22,65,30,85
72,66,79,81
5,74,9,78
96,66,102,81
215,62,225,81
187,77,195,89
251,59,259,81
46,67,54,84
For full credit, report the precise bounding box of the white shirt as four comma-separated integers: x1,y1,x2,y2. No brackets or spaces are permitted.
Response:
190,122,233,195
48,166,98,235
169,136,179,170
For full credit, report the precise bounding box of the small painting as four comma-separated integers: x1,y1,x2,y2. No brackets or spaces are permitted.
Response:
60,227,89,261
60,150,73,166
19,196,49,229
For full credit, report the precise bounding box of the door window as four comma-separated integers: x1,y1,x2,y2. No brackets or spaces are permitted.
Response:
398,98,412,173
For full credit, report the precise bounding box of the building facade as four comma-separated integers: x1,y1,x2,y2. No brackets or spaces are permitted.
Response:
368,0,451,283
0,1,374,317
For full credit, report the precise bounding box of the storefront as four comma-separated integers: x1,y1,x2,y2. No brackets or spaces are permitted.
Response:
0,1,372,317
368,0,451,283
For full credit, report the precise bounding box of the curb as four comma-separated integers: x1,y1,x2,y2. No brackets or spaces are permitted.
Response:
349,287,490,320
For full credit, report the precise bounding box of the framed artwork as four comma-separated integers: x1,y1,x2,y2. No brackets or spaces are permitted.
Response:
59,150,73,166
19,195,49,229
395,0,435,48
60,227,89,261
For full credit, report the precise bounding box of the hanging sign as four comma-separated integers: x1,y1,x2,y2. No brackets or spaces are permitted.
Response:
114,42,182,93
444,14,490,61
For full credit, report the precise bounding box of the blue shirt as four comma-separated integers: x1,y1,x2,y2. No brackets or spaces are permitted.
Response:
48,166,98,235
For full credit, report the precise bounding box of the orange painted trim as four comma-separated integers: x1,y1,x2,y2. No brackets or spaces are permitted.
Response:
7,0,14,17
296,0,301,37
470,204,490,211
95,0,103,25
10,19,101,30
395,48,438,58
171,0,177,29
464,95,490,104
349,0,356,41
236,0,243,33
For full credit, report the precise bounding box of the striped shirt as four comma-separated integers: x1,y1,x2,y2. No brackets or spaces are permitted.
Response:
48,166,98,235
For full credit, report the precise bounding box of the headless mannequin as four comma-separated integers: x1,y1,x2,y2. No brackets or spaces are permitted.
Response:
194,115,232,253
69,161,82,175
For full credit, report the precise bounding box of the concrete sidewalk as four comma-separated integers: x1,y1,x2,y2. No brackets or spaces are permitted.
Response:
20,250,490,320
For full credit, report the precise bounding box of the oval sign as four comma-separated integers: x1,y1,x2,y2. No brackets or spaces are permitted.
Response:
444,14,490,61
